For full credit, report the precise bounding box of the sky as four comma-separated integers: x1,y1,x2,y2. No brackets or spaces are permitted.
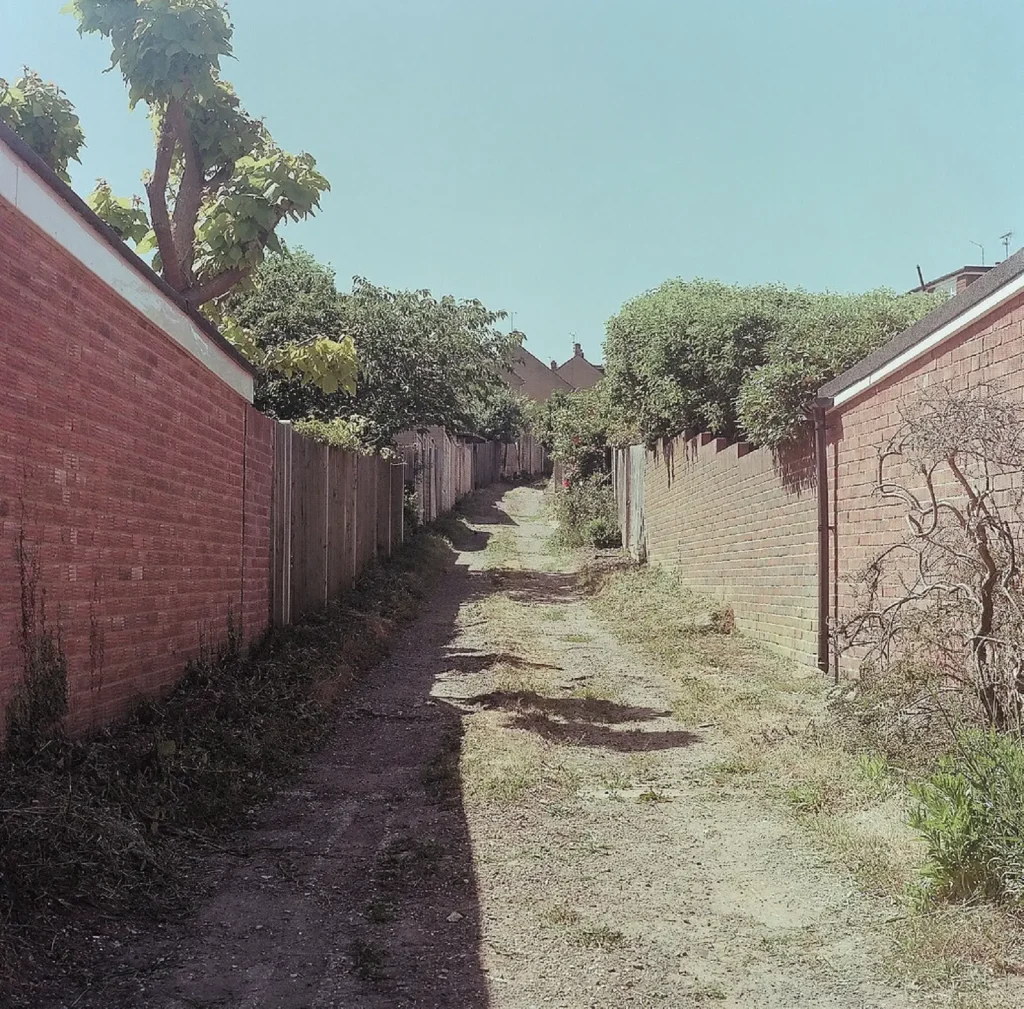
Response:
2,1,1022,366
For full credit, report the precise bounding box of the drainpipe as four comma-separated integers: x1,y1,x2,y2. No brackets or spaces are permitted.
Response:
813,399,831,679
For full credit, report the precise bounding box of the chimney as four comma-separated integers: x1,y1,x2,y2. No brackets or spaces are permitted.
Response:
550,360,558,371
573,342,582,358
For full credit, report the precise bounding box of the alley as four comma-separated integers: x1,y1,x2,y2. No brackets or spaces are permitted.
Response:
96,486,926,1009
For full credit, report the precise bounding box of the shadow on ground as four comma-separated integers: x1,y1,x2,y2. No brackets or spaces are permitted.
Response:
52,486,618,1008
58,506,508,1009
465,690,700,752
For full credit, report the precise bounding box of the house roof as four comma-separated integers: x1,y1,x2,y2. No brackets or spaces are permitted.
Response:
504,346,575,400
911,264,989,292
819,247,1024,408
0,120,255,377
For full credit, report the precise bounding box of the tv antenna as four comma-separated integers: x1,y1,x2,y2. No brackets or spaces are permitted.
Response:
971,241,985,266
1001,232,1014,259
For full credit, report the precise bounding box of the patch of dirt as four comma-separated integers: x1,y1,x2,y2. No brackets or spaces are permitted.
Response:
44,485,952,1007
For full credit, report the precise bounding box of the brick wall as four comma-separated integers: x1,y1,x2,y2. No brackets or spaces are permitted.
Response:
827,290,1024,673
642,432,819,666
0,194,271,733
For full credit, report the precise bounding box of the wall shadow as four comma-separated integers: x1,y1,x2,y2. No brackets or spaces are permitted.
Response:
58,547,493,1009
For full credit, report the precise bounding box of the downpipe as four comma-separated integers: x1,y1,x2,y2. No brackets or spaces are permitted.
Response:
813,400,832,680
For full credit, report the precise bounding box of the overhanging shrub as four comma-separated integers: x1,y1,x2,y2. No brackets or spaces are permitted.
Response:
603,279,943,447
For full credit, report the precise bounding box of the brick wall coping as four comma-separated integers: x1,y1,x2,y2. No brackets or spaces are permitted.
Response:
0,121,255,402
819,247,1024,409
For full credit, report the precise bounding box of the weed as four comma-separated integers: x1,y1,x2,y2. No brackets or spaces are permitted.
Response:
552,476,621,549
542,902,581,927
707,754,762,783
909,730,1024,903
690,982,728,1001
637,787,671,803
570,923,628,950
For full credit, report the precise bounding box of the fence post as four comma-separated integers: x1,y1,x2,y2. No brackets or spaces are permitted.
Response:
391,461,405,546
271,421,293,626
327,448,355,599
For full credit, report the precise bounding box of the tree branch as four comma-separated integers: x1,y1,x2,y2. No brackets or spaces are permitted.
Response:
181,267,251,307
167,99,204,288
146,107,185,292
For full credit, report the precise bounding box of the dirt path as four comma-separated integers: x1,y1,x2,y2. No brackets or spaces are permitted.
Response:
77,485,930,1008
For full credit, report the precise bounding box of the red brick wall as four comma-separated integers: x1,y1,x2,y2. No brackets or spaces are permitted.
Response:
0,195,272,734
643,432,819,666
827,291,1024,673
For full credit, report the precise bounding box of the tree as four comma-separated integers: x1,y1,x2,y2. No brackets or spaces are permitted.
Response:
222,249,349,412
0,69,84,182
226,253,522,446
3,4,356,395
840,386,1024,732
64,0,331,308
535,386,611,483
465,385,531,444
337,279,519,444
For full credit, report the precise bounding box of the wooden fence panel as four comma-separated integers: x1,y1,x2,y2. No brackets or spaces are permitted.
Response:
376,459,391,558
356,453,377,570
327,448,355,598
290,435,329,621
391,462,405,546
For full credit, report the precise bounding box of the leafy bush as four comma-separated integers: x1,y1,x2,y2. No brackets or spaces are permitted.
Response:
737,289,944,446
604,280,800,444
909,730,1024,903
603,279,943,447
554,474,621,548
534,387,611,482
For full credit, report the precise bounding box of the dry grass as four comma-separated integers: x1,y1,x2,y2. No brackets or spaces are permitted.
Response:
460,717,585,804
582,560,1024,1005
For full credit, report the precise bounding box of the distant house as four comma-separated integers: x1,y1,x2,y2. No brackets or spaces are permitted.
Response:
912,264,992,297
504,341,606,402
553,343,604,391
503,346,575,403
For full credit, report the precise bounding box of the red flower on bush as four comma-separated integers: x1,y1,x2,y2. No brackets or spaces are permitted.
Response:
562,478,571,489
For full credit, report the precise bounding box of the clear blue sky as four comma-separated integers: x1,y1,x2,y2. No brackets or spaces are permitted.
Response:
3,1,1022,365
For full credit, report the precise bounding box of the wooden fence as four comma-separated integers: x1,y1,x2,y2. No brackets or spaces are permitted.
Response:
397,428,549,525
271,423,406,625
272,424,547,626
